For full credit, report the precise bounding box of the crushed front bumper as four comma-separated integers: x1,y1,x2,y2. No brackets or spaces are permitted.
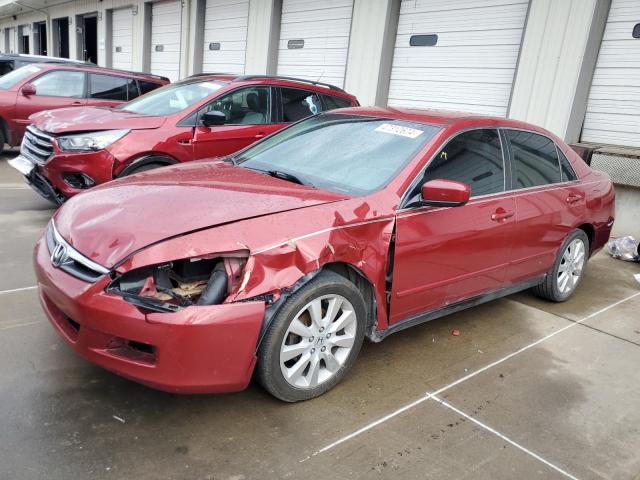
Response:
34,234,266,394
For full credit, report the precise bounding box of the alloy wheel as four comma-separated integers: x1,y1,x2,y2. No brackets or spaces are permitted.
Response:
279,294,357,389
557,238,586,294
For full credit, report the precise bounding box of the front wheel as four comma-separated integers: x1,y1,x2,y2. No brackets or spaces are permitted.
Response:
256,271,366,402
533,229,589,302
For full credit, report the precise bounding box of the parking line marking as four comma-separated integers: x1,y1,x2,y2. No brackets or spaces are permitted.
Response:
430,395,580,480
309,290,640,459
0,286,37,295
0,320,42,330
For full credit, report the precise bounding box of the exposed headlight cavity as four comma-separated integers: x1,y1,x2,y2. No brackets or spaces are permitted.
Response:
57,129,130,152
108,254,248,312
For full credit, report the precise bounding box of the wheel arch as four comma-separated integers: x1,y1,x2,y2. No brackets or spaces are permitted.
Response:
576,223,595,255
0,116,9,145
116,153,178,178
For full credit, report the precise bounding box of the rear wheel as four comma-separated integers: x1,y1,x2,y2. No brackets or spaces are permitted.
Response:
257,271,366,402
533,229,589,302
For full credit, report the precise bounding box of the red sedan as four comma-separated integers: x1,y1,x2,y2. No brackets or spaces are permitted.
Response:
34,108,615,401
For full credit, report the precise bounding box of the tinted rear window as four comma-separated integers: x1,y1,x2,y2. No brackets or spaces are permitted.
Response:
89,74,133,101
506,130,561,188
321,94,352,110
138,80,162,96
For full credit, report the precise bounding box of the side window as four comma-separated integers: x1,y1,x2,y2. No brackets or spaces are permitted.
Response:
559,149,578,181
89,74,131,101
280,87,321,122
204,86,271,125
321,94,352,111
506,130,561,188
138,80,162,96
416,129,504,199
0,61,13,76
32,71,85,98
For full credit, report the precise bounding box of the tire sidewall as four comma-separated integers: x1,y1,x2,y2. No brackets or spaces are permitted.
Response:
550,230,589,301
258,272,366,402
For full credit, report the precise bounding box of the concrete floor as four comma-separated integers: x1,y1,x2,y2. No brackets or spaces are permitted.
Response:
1,150,639,480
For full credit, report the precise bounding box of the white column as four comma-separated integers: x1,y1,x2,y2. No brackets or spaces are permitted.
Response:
244,0,281,75
343,0,400,106
508,0,611,142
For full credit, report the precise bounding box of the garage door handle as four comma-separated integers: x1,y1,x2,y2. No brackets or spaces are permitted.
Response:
491,209,514,222
566,193,583,204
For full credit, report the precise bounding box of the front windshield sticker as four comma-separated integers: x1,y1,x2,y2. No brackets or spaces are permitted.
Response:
375,123,424,139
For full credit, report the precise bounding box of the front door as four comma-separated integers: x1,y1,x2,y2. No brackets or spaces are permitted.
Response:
390,128,516,324
192,86,280,159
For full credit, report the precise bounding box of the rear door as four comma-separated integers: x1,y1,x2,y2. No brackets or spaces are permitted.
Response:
192,86,279,159
390,128,516,323
503,129,585,284
86,73,136,107
15,69,87,138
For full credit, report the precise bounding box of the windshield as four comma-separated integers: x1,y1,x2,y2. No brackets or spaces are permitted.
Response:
236,113,440,195
0,64,42,89
119,80,223,115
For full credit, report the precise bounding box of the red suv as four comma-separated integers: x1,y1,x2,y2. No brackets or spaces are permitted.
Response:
0,63,168,153
9,74,359,204
34,108,614,400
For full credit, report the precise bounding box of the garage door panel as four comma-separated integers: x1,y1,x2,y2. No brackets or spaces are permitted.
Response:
388,0,528,116
394,29,524,48
151,0,182,81
397,4,527,32
112,8,133,71
276,0,353,88
582,0,640,147
202,0,248,74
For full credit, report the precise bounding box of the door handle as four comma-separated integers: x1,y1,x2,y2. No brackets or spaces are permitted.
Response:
71,101,83,105
491,208,514,222
566,193,583,204
254,132,266,139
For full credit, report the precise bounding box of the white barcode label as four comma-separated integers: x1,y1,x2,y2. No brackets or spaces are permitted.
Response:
375,123,424,139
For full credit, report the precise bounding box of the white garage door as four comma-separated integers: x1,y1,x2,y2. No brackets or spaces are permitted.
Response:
202,0,249,74
150,0,183,81
582,0,640,148
388,0,529,116
276,0,354,88
112,8,134,71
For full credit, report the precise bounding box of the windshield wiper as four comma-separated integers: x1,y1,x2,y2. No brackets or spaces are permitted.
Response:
265,170,310,187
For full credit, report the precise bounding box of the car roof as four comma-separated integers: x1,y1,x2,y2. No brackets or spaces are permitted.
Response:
180,73,357,99
330,106,552,134
30,62,169,82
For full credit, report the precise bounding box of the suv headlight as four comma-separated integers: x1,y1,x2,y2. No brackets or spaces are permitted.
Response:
57,129,130,152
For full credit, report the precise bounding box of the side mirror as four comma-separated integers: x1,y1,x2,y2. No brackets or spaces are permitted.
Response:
21,83,36,96
201,110,226,127
421,179,471,207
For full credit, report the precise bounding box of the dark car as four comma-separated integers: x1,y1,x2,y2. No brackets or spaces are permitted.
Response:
33,108,615,401
0,53,89,76
0,63,169,153
9,74,358,204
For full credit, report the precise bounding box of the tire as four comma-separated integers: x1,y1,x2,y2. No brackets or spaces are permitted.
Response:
533,229,589,302
0,129,5,155
256,271,366,402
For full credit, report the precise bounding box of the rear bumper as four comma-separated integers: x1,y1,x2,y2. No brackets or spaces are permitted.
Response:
34,233,266,394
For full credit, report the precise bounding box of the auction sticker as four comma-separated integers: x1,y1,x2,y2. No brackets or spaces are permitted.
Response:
375,123,424,139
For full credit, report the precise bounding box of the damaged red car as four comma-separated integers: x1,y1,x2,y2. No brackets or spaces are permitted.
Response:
34,108,615,401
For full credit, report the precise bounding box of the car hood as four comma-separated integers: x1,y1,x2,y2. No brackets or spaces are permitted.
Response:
54,161,349,268
31,106,166,134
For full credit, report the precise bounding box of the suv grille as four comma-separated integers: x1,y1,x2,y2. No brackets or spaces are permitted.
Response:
46,222,110,283
21,126,54,165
